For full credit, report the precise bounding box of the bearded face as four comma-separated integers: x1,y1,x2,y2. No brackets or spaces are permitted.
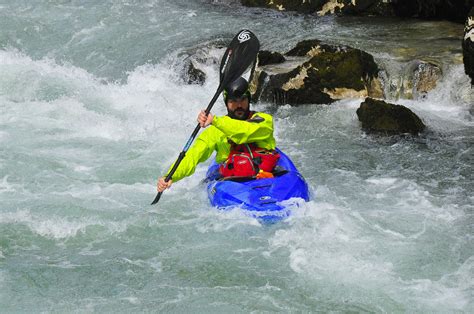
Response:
226,96,250,120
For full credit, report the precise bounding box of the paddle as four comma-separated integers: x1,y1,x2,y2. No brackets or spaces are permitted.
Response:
151,29,260,205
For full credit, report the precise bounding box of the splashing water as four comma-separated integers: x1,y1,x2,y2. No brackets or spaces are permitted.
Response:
0,1,472,312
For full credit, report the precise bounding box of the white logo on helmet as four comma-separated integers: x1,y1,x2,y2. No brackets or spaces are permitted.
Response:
238,31,251,43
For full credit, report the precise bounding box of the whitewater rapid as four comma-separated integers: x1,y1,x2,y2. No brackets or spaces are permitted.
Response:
1,1,472,312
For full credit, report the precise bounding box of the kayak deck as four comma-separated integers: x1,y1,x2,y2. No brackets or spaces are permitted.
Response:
206,149,310,222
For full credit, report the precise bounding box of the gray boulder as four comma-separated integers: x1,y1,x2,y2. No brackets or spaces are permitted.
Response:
251,39,383,105
183,60,206,85
356,97,425,135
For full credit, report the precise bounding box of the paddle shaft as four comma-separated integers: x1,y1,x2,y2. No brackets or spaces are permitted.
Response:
151,85,222,205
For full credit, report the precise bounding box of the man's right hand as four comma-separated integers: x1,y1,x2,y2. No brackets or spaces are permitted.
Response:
157,177,173,192
198,110,213,128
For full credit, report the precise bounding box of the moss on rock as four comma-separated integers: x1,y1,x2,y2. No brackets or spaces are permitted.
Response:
253,41,381,105
356,97,425,135
304,48,379,91
285,39,338,56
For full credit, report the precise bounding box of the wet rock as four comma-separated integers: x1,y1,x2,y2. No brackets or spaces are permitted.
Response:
394,0,473,23
463,7,474,85
285,39,339,56
396,60,442,99
240,0,473,23
412,61,442,96
316,0,393,16
183,60,206,85
258,50,286,66
177,39,229,86
316,0,345,15
337,0,395,16
356,97,425,135
338,0,471,21
240,0,325,14
251,40,383,105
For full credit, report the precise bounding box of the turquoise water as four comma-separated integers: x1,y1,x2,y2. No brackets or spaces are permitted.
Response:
1,1,473,312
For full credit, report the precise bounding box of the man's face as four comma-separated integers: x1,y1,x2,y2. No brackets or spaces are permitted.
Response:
226,96,250,120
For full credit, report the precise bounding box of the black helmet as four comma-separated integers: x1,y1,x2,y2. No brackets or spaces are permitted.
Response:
223,77,251,103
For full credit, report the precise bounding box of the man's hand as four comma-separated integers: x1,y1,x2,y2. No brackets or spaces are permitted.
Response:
198,110,213,128
157,177,173,192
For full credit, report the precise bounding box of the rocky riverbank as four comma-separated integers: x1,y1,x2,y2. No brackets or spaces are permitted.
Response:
241,0,473,23
240,0,474,87
180,2,473,135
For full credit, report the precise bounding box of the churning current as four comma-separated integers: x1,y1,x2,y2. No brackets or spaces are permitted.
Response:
0,0,472,312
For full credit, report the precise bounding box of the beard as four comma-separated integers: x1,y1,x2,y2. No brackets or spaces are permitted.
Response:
227,107,250,120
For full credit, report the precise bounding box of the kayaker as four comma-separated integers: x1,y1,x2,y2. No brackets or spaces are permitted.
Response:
157,77,279,193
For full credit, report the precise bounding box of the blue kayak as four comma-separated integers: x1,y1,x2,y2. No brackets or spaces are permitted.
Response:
205,148,310,223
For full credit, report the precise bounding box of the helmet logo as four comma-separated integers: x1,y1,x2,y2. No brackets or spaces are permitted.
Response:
238,30,251,43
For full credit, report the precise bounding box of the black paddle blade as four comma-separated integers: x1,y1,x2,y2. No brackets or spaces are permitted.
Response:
219,30,260,88
150,191,162,205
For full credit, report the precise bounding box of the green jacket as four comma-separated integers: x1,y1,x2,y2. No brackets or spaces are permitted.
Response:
166,112,276,182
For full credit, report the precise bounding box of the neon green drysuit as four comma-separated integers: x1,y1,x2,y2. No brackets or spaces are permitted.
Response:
166,112,276,182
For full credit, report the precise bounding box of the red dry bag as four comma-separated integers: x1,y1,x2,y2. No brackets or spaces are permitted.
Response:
219,143,280,178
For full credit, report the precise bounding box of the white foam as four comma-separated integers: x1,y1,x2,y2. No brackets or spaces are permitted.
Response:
185,10,197,17
0,49,97,101
0,48,226,147
73,165,94,173
0,210,128,239
398,258,473,311
0,176,22,194
267,188,472,311
78,248,104,256
65,21,106,47
397,65,474,129
194,205,262,233
121,256,162,273
121,297,140,305
365,177,398,186
48,260,83,269
48,182,155,212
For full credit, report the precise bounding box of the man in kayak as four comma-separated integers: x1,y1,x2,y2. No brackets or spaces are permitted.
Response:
157,77,279,193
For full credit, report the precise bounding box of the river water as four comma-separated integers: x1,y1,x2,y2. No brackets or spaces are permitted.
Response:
1,0,472,312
